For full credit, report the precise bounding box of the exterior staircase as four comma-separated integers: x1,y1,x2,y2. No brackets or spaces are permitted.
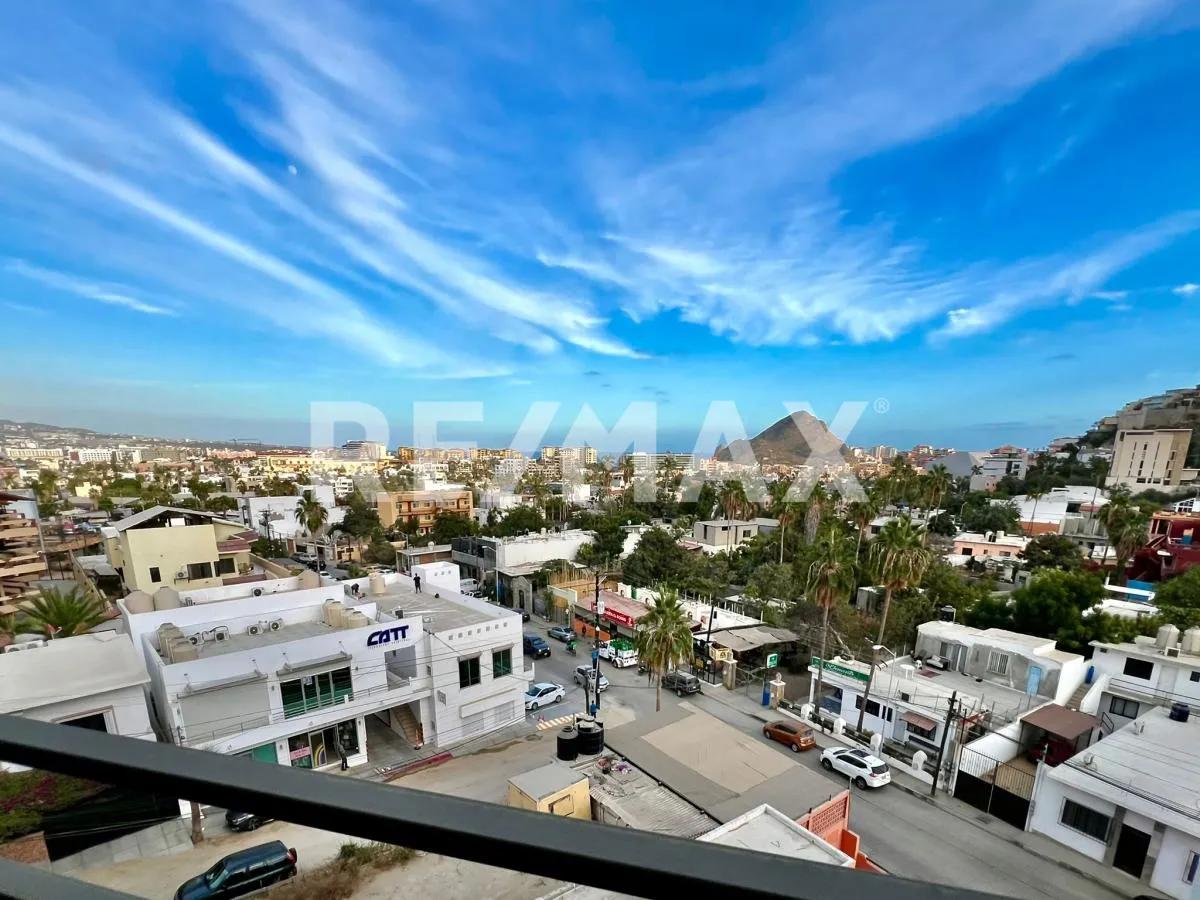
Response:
394,704,424,748
1065,680,1091,710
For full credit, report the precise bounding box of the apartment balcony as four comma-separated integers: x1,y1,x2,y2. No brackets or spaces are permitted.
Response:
0,715,980,900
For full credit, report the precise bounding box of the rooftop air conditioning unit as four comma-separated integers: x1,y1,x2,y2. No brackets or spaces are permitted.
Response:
188,634,201,645
212,626,229,641
1167,647,1181,658
252,587,264,597
247,623,264,636
269,619,283,631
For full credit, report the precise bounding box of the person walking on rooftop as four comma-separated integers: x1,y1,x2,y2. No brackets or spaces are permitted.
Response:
414,574,422,593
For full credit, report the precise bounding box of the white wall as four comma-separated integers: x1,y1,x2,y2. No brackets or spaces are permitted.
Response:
496,531,593,567
1153,826,1200,900
1029,777,1114,862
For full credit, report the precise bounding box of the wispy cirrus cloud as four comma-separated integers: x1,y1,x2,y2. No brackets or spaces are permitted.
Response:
1174,282,1200,296
5,259,176,316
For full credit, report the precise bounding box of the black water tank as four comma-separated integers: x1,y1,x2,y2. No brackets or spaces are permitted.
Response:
1170,702,1190,723
576,718,605,755
556,727,579,761
938,605,956,622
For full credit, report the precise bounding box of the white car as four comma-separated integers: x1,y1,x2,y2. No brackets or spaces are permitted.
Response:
524,682,565,711
820,746,891,789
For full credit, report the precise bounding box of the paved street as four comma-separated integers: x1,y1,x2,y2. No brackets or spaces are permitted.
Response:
519,626,1140,900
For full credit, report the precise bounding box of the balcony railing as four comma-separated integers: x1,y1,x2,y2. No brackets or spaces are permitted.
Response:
0,716,991,900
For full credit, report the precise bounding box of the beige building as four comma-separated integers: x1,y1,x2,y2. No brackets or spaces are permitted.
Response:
505,761,591,819
102,506,259,593
1107,428,1196,493
378,489,472,535
0,491,46,599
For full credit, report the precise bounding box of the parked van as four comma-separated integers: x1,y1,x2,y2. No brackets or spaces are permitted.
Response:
174,841,297,899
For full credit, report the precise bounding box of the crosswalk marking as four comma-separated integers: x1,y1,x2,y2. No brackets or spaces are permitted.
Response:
535,714,576,731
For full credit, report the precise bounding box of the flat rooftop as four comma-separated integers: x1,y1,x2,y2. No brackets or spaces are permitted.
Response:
184,620,336,659
1049,706,1200,839
374,581,505,632
0,632,149,714
699,803,853,867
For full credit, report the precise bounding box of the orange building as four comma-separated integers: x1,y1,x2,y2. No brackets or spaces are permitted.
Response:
377,489,472,535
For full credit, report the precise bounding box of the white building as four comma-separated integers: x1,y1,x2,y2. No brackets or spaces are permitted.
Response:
451,530,595,580
690,520,759,553
1080,626,1200,736
970,451,1030,491
0,633,154,771
1029,706,1200,898
241,485,344,542
118,563,529,770
1009,486,1109,532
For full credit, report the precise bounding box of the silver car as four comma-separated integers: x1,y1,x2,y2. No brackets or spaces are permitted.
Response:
573,665,609,691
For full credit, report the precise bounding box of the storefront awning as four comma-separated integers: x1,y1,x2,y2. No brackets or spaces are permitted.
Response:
900,710,937,731
707,625,799,653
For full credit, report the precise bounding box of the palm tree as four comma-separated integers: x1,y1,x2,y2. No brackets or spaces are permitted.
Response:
1026,488,1045,536
804,482,829,543
925,464,952,525
634,586,697,712
16,587,110,638
806,525,858,720
770,480,802,564
857,516,933,734
1097,490,1148,585
868,516,932,644
296,490,330,565
846,497,880,562
717,480,748,520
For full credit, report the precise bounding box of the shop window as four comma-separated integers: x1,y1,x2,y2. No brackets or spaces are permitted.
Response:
492,648,513,678
281,667,353,718
459,656,481,688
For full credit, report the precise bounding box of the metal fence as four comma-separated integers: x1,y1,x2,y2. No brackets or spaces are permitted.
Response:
953,745,1035,830
0,715,994,900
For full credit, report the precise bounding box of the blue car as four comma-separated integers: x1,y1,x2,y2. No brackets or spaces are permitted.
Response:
524,634,551,658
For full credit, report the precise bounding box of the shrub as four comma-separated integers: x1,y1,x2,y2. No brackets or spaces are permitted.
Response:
265,842,416,900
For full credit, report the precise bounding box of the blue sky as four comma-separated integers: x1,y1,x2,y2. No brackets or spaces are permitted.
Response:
2,1,1199,452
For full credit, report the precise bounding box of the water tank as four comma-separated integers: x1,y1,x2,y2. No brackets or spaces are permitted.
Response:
297,569,321,589
1170,702,1191,723
576,718,605,756
1157,624,1180,650
938,605,956,622
124,590,154,614
556,727,579,761
153,586,181,611
1184,628,1200,656
368,573,386,596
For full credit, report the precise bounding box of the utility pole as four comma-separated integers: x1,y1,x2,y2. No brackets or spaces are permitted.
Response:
855,643,882,736
592,570,604,717
931,690,958,798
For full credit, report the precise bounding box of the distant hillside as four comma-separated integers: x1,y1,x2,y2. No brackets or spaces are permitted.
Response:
714,412,845,467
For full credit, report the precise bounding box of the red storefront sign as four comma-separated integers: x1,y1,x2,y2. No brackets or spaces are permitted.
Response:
603,608,637,628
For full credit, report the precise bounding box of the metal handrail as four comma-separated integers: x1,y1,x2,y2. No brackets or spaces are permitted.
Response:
0,715,995,900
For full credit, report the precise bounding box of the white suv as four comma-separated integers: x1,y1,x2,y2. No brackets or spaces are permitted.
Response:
820,747,891,789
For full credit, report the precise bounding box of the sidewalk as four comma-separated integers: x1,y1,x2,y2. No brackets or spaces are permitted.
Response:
699,683,1162,899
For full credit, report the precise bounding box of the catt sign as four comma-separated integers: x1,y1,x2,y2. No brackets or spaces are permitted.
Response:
367,624,410,647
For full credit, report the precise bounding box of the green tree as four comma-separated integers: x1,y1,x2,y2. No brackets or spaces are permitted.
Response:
1155,568,1200,628
622,528,688,587
1020,534,1084,572
575,513,627,568
960,495,1022,534
341,491,383,541
205,495,238,514
429,512,476,545
1097,489,1148,586
965,593,1015,630
868,516,933,643
806,524,858,717
487,505,547,537
633,586,696,712
717,480,749,520
16,587,109,638
1009,569,1108,653
692,482,718,520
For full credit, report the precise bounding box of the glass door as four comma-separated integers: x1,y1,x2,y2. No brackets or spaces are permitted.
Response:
310,730,328,767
